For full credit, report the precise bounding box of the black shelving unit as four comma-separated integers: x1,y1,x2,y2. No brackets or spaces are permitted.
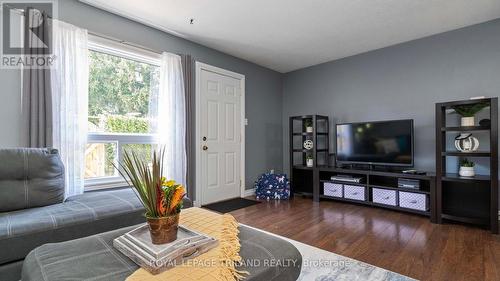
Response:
289,115,329,199
436,98,498,233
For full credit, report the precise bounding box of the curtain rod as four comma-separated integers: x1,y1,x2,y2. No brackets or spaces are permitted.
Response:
3,4,53,18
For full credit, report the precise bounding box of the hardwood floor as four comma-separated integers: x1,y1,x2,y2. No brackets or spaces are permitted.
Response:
229,197,500,281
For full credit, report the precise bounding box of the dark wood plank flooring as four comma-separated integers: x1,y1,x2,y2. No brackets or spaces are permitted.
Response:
229,197,500,281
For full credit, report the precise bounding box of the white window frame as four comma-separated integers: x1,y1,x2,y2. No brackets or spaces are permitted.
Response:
85,36,162,190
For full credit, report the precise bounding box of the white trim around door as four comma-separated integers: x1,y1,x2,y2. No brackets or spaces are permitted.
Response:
194,62,246,207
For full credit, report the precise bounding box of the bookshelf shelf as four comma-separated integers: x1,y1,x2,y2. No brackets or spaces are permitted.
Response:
435,98,498,234
289,115,329,200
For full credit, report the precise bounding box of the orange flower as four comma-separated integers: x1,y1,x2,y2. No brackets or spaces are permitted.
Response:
169,185,185,213
156,181,167,216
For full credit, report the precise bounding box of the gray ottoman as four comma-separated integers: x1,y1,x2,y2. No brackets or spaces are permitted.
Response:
22,223,302,281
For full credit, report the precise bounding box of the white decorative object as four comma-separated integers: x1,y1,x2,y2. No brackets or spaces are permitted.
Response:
306,158,314,167
114,224,217,275
306,126,313,133
461,116,475,126
459,166,475,177
470,96,486,100
303,140,314,150
454,133,479,152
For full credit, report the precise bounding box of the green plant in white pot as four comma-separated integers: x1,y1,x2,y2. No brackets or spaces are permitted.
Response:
459,158,475,177
304,119,313,133
452,102,489,127
306,155,314,167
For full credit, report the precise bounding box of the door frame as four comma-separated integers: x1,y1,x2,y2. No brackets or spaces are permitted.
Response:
194,62,246,207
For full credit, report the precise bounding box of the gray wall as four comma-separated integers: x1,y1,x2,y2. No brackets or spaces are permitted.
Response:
0,68,23,147
0,0,284,194
2,0,499,198
283,19,500,175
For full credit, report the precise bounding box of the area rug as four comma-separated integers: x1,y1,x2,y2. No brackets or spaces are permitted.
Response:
203,198,261,213
241,224,417,281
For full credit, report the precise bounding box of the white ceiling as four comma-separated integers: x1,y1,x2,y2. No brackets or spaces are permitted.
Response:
81,0,500,73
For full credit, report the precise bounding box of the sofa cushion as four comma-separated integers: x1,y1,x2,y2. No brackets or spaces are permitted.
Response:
0,148,65,212
0,188,147,265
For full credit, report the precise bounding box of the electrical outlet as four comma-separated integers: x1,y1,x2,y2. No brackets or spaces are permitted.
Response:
244,118,248,126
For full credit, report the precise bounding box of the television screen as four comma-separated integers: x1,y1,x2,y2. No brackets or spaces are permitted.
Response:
336,119,413,166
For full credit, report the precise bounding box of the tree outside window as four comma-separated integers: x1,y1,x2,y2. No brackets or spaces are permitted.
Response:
85,50,160,181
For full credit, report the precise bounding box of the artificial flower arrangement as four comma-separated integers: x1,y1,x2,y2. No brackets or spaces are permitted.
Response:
117,149,185,244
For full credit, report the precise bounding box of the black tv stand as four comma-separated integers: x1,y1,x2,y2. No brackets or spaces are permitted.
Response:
313,166,437,222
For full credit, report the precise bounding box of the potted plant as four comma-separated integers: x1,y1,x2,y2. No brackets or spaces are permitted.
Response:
304,119,313,133
459,158,475,177
306,155,314,167
117,149,185,244
452,102,489,127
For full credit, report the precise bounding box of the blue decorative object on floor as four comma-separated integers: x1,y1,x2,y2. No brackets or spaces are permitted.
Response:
255,173,290,200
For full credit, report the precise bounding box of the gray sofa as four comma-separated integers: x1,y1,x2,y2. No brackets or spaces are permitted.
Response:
3,148,301,280
0,148,188,281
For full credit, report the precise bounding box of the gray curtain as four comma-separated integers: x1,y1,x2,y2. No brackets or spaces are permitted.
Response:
23,8,52,147
181,54,195,200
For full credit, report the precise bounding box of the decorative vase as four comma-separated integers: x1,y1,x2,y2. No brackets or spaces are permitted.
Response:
461,116,475,127
303,140,314,150
306,126,313,133
146,213,180,244
306,158,314,167
454,133,479,152
459,166,475,177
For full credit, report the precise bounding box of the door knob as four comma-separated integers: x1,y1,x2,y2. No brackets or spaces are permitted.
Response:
203,145,208,151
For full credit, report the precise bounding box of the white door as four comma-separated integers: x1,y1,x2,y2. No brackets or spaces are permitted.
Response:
196,63,244,205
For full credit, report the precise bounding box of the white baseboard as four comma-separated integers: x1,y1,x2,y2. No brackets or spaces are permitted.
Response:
194,189,255,206
243,188,255,197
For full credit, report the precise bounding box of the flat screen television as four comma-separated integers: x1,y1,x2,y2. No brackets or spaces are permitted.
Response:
336,119,414,167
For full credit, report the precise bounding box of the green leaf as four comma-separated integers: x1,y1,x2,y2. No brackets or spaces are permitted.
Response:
452,102,489,117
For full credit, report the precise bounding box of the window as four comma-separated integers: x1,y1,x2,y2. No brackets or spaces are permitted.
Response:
85,38,161,188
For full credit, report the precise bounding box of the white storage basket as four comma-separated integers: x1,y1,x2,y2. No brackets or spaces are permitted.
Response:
343,185,365,201
324,182,343,198
398,191,428,211
372,188,397,206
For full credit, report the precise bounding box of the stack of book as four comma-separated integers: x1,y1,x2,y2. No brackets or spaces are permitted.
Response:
114,224,218,274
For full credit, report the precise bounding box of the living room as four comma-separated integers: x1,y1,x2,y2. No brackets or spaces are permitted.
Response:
1,1,500,280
